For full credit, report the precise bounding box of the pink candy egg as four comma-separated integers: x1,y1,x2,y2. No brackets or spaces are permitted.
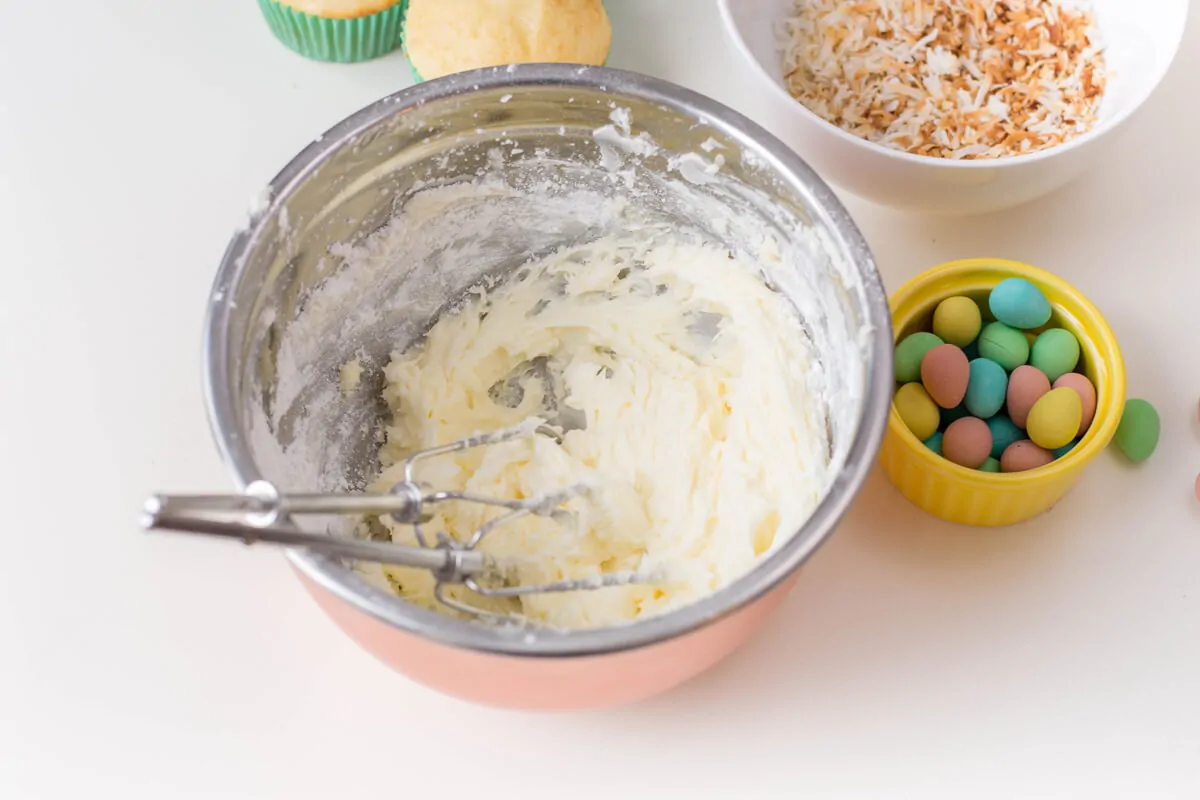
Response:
1006,365,1051,428
1000,440,1055,473
1053,372,1097,433
921,344,970,409
943,417,992,468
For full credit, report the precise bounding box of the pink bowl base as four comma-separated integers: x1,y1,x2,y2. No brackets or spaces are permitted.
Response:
296,567,799,710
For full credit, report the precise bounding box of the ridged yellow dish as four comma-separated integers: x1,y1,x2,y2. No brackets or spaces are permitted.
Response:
880,258,1125,527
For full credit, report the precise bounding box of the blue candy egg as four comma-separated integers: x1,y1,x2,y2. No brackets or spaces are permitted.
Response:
989,277,1052,330
986,414,1023,459
924,432,944,456
965,358,1008,419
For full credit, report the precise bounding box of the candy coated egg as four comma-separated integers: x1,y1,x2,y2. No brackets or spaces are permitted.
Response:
895,332,944,383
1052,373,1097,432
924,432,943,456
1006,365,1052,428
941,403,970,428
964,358,1008,419
963,340,979,360
895,382,940,441
921,344,970,409
932,296,982,347
986,414,1024,460
1052,440,1079,459
1113,398,1160,462
979,457,1001,473
1030,328,1080,381
989,277,1052,329
1026,387,1082,450
977,322,1029,371
1001,440,1055,472
943,417,992,468
1023,331,1038,348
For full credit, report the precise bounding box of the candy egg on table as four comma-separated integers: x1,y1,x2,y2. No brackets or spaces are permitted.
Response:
1053,373,1097,432
881,258,1126,527
977,321,1029,371
895,331,944,383
1030,328,1081,381
921,344,970,408
1114,398,1160,462
1006,365,1052,428
1026,387,1083,450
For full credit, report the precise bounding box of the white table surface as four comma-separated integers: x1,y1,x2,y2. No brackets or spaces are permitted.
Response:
2,1,1198,797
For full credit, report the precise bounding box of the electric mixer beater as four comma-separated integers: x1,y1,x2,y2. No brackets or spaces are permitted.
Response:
142,420,654,623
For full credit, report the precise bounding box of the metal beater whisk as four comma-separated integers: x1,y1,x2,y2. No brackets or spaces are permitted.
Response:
142,421,651,622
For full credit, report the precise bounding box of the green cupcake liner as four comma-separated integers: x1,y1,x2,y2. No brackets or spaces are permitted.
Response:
258,0,406,63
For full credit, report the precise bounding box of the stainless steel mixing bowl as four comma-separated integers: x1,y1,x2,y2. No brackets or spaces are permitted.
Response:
206,64,892,708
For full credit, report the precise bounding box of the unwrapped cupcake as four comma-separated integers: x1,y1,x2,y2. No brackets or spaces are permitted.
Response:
403,0,611,81
257,0,406,63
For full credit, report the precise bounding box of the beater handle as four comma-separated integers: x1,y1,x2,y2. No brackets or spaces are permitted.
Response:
141,501,489,580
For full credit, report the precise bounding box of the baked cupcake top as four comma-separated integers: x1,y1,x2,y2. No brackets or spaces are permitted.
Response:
405,0,611,81
277,0,402,20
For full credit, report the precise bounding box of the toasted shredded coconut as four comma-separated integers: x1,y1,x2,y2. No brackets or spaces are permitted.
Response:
780,0,1108,160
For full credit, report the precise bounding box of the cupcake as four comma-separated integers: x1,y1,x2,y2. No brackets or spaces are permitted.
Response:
403,0,611,82
257,0,406,63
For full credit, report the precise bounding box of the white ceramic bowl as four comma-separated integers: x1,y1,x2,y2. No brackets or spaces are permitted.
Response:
718,0,1190,215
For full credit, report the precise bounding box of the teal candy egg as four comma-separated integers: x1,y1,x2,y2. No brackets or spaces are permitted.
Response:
941,403,971,428
895,331,944,383
1030,328,1080,382
989,277,1052,329
1052,440,1079,459
986,414,1023,460
963,340,980,360
924,432,944,455
965,358,1008,419
977,322,1030,371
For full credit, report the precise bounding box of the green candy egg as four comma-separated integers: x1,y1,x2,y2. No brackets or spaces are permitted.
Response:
932,296,982,347
986,414,1023,460
895,331,944,383
979,457,1001,473
924,432,944,455
989,277,1052,329
977,322,1030,371
964,358,1008,419
1113,398,1160,462
1030,328,1080,382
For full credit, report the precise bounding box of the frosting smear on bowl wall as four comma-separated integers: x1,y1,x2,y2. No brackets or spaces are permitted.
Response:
780,0,1108,159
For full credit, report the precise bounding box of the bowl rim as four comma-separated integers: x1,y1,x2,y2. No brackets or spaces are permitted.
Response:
887,258,1126,484
204,63,895,658
716,0,1190,170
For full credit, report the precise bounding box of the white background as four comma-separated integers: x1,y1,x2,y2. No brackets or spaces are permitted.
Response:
2,1,1198,797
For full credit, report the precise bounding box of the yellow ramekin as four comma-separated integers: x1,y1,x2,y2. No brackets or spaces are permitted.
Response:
879,258,1126,527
